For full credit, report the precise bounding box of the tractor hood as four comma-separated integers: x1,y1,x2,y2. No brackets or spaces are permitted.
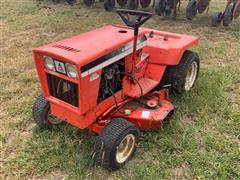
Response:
33,25,146,67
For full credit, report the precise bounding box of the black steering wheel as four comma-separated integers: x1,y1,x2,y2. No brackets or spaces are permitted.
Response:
116,9,153,28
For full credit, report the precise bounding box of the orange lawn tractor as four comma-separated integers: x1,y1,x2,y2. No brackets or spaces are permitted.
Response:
212,0,240,26
32,9,200,171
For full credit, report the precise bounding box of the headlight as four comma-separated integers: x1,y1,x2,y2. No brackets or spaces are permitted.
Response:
44,56,55,71
66,63,77,78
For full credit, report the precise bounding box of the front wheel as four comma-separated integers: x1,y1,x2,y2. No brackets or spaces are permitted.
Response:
162,50,200,94
32,95,62,129
93,118,140,171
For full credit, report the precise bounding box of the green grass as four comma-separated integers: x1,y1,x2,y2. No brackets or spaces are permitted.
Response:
0,0,239,179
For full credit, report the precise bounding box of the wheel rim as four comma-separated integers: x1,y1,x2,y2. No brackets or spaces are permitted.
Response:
47,111,62,125
116,134,136,164
184,61,198,91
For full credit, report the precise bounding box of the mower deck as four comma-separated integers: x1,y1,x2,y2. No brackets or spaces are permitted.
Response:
112,93,174,130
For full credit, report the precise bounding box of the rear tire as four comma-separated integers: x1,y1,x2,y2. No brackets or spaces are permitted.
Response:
93,118,140,171
223,3,234,26
186,0,197,20
32,94,62,129
212,12,222,27
162,50,200,94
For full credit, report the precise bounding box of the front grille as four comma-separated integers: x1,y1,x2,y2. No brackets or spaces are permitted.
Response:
46,73,78,107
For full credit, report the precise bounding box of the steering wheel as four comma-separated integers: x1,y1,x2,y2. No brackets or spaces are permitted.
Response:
116,9,153,28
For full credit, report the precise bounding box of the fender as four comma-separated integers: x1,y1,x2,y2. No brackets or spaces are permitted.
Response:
142,28,199,66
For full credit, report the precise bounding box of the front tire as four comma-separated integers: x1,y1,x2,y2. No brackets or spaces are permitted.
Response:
32,95,62,129
93,118,140,171
162,50,200,94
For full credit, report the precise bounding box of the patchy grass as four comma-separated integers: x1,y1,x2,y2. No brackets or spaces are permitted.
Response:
0,0,239,179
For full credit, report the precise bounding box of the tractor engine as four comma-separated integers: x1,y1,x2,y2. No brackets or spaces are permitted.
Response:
97,61,124,103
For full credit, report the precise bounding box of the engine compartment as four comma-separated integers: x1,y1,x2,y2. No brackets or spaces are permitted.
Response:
97,60,125,103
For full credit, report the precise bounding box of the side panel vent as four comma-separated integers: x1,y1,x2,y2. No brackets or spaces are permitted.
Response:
53,44,80,53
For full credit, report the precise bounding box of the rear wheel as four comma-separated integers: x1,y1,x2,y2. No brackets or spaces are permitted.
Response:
104,0,115,11
212,12,222,27
126,0,139,10
93,118,140,171
83,0,95,6
162,50,200,94
223,3,234,26
32,95,62,129
186,0,197,20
